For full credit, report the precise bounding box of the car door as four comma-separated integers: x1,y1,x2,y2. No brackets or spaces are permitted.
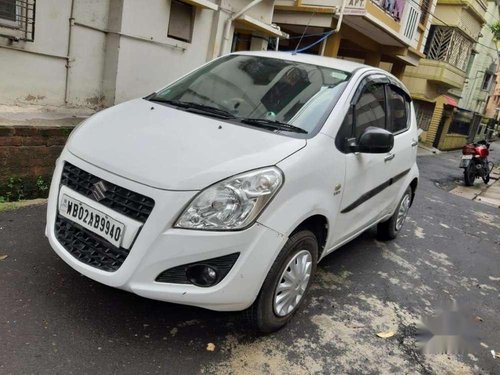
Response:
332,75,395,244
384,84,417,201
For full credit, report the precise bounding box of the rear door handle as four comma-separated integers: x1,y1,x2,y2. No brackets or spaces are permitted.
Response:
384,153,395,162
411,139,418,147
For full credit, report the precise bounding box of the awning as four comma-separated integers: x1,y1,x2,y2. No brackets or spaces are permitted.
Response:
443,95,458,107
235,15,289,38
181,0,218,11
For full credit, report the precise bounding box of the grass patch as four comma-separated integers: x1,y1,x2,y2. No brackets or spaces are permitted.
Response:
0,175,50,203
0,199,47,213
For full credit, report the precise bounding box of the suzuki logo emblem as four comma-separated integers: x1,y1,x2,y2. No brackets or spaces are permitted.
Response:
91,181,107,202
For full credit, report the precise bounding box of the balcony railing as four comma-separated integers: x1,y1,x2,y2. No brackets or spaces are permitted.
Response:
425,26,473,71
370,0,406,22
419,0,431,25
275,0,420,48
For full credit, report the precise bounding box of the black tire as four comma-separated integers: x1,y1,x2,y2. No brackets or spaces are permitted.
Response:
464,164,475,186
377,186,412,241
245,230,318,334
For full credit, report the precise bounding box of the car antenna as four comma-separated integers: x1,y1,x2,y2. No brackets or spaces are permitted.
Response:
293,11,316,55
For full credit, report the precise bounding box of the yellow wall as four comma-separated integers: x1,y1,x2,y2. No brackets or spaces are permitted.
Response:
438,134,468,150
434,3,485,38
404,59,466,91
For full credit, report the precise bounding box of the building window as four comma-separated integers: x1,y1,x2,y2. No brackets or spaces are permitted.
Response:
0,0,16,22
448,108,473,136
168,0,194,43
419,0,431,25
373,0,406,22
465,52,476,75
0,0,36,41
414,100,433,131
481,72,493,91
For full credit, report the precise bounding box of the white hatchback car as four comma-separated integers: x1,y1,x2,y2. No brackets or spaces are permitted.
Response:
46,51,418,332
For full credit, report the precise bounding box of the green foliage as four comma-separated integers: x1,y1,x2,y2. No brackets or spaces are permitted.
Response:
36,176,49,194
5,177,24,202
489,21,500,40
0,175,51,202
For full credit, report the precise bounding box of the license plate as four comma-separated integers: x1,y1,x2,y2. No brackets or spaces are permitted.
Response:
59,194,125,247
459,155,473,168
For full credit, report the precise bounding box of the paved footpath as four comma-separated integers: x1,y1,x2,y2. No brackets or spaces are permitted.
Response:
0,144,499,374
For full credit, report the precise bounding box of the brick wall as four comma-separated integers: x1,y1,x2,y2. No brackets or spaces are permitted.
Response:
0,126,73,201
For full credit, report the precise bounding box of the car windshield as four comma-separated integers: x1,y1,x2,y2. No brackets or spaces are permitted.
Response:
149,55,351,134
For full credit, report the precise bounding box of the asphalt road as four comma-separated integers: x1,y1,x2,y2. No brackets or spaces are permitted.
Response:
1,145,499,375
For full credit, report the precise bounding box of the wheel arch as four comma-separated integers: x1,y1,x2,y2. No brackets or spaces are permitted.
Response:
289,214,329,259
409,177,418,205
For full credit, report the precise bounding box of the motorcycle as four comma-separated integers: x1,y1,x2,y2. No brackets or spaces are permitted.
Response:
459,140,494,186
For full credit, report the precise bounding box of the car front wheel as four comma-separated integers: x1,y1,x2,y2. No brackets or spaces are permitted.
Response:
245,230,318,333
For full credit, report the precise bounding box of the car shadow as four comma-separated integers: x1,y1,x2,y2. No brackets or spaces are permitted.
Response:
38,227,381,346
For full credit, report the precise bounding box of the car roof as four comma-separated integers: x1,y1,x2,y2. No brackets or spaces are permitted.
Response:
230,51,410,97
231,50,373,74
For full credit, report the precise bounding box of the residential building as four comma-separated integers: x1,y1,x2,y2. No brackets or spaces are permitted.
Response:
484,63,500,120
458,0,499,143
272,0,435,79
0,0,287,108
403,0,488,150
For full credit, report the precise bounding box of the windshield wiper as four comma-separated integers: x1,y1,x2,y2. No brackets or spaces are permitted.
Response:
147,97,236,119
240,118,308,134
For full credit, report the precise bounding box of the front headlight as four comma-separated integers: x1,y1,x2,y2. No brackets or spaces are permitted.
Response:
175,167,283,230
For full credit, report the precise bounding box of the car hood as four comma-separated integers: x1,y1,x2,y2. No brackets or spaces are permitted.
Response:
68,99,306,190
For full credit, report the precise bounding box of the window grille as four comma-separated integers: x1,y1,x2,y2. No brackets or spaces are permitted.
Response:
419,0,431,25
0,0,35,42
425,26,472,71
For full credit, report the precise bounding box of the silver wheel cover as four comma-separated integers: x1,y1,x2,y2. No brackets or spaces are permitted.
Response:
396,193,411,231
273,249,313,317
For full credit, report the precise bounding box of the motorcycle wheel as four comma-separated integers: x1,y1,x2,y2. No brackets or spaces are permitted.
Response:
482,174,490,184
464,164,475,186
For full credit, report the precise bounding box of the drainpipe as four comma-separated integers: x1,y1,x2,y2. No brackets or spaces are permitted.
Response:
334,0,348,34
64,0,76,104
220,0,263,56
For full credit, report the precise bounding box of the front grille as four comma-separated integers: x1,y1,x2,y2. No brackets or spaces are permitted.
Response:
55,214,130,272
60,162,155,223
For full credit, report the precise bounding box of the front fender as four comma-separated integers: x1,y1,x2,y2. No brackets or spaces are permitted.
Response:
257,188,333,239
257,134,343,252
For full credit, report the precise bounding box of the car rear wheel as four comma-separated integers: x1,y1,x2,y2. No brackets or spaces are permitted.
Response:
377,186,412,241
245,230,318,333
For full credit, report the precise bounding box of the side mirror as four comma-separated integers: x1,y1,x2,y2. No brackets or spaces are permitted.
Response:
349,127,394,153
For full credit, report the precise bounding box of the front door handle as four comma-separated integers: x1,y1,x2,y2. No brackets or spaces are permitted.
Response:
411,139,418,147
384,153,395,162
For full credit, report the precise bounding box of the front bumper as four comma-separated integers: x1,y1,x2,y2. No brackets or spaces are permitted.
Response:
46,149,287,311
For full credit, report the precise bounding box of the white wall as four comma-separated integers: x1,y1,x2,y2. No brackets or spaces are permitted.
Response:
0,0,277,109
114,0,216,103
0,0,72,106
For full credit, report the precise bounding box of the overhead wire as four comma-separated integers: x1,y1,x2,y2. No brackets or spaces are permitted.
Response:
238,0,499,54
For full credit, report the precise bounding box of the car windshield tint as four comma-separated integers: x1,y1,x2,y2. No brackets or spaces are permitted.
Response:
151,55,351,134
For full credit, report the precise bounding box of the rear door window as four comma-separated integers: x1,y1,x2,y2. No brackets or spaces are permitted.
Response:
387,86,410,134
